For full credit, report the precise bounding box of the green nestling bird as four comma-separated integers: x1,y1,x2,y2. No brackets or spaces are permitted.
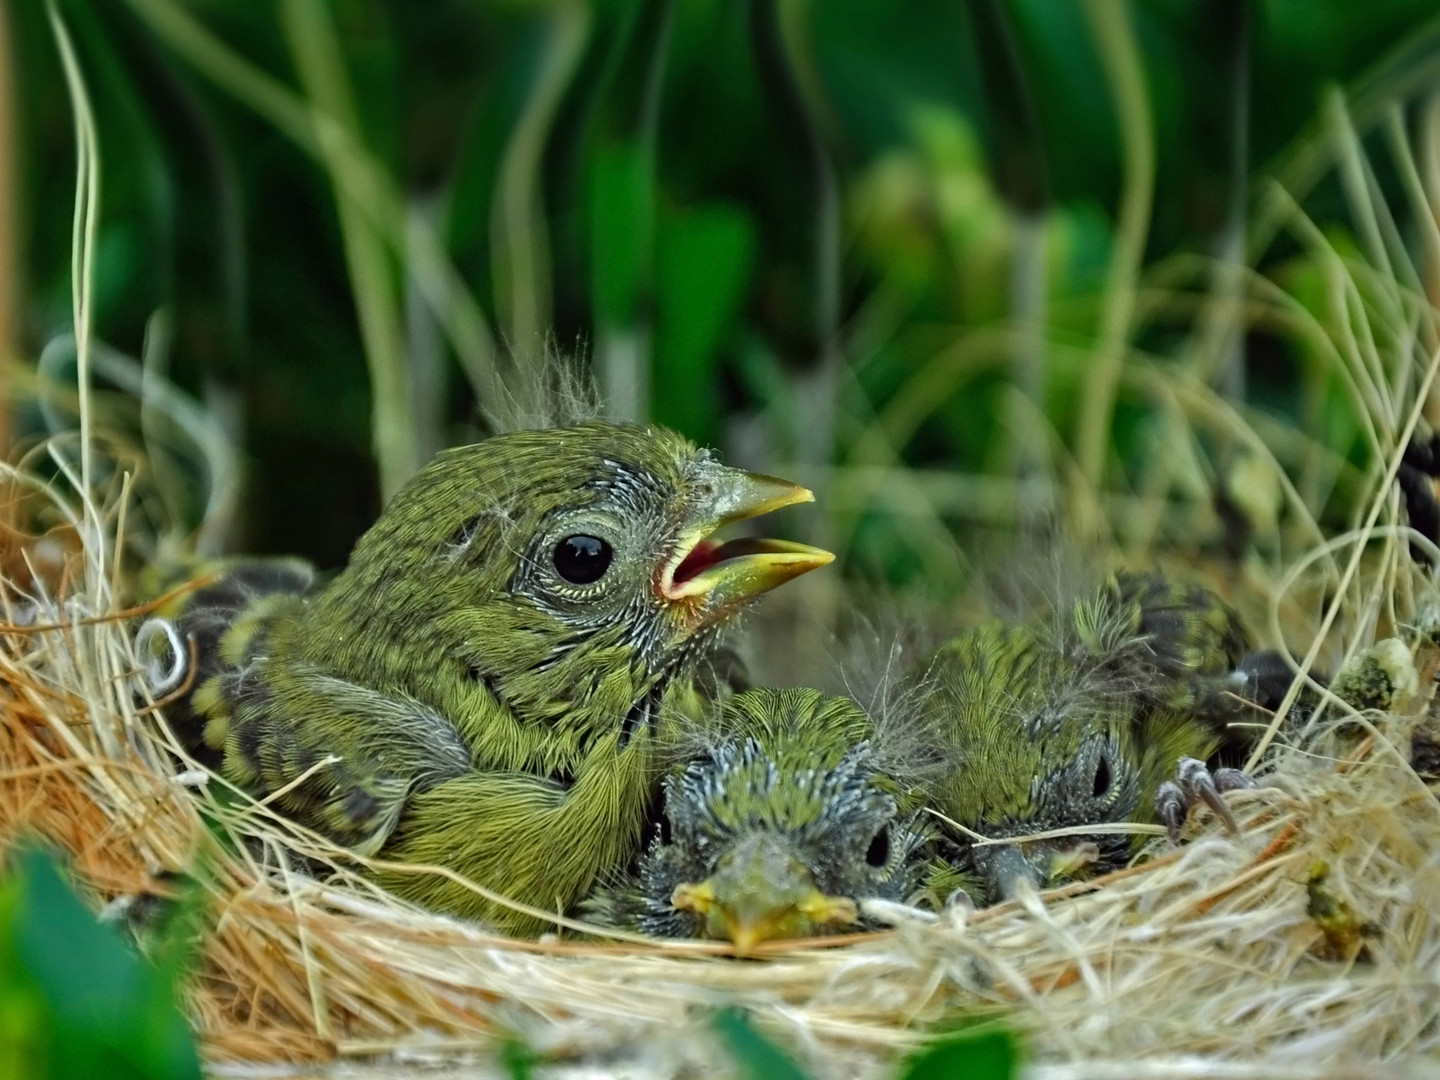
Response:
589,687,927,951
919,572,1260,904
143,422,832,933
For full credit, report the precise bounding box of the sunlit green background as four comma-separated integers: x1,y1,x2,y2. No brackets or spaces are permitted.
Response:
7,0,1439,587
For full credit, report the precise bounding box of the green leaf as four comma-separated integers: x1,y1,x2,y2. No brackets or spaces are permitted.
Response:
498,1035,536,1080
651,204,756,441
590,141,655,326
3,848,202,1080
895,1026,1019,1080
712,1007,811,1080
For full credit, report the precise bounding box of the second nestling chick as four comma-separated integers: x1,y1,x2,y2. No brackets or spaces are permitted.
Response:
590,687,927,951
918,572,1263,904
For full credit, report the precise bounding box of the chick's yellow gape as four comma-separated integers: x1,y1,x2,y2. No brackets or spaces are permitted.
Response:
160,422,832,933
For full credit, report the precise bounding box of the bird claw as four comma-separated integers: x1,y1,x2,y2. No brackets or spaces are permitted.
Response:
1155,756,1256,842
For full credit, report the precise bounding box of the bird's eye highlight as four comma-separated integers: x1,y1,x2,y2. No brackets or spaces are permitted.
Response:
1092,754,1112,798
865,826,890,868
553,535,613,584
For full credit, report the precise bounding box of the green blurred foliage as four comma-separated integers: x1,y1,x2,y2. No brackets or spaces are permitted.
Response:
713,1007,813,1080
897,1026,1018,1080
0,848,201,1080
712,1007,1019,1080
9,0,1439,570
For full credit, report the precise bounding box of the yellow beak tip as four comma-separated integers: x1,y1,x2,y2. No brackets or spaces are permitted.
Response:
727,925,764,954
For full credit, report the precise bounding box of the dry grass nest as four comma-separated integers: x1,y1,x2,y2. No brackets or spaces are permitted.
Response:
14,15,1440,1075
1,476,1439,1080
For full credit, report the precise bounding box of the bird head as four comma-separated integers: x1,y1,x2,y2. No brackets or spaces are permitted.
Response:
638,689,925,948
922,617,1152,902
950,725,1144,903
309,423,832,741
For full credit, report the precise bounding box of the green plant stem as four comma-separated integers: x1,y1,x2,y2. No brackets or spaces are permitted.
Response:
597,0,674,423
1247,342,1440,771
774,0,841,485
0,0,15,455
759,0,844,671
281,0,416,499
123,0,502,411
46,0,104,593
1389,97,1440,378
1009,210,1050,514
1076,0,1154,526
1195,0,1249,398
1256,12,1440,259
491,2,590,351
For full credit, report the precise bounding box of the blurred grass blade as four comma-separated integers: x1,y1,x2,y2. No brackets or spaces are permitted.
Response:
590,0,676,422
1075,0,1154,529
652,204,755,443
46,0,107,597
968,0,1052,501
753,0,843,486
492,1,589,351
591,141,654,420
498,1036,536,1080
1257,12,1440,257
2,848,202,1079
122,0,502,410
0,1,14,453
896,1026,1018,1080
281,0,416,498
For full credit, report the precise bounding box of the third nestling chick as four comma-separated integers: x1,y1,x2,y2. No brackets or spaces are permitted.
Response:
590,687,927,951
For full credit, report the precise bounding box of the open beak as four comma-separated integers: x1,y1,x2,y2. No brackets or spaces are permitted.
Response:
659,464,833,615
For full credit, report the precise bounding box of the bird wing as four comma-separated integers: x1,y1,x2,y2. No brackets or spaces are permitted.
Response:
214,661,473,855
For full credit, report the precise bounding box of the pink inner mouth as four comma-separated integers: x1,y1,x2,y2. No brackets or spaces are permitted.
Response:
671,539,723,587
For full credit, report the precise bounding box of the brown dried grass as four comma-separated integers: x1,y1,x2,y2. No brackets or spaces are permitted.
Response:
11,10,1440,1075
2,450,1440,1080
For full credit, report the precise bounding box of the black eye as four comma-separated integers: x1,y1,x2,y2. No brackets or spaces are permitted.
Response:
1092,754,1112,798
865,826,890,868
553,535,613,584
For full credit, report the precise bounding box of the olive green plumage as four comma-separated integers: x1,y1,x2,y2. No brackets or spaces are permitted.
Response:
919,571,1251,902
151,422,829,933
589,687,926,949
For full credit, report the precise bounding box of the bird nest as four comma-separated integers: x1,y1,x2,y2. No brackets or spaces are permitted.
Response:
11,19,1440,1072
1,460,1439,1080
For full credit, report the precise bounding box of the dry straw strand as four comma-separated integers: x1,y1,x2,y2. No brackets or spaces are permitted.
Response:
4,10,1440,1080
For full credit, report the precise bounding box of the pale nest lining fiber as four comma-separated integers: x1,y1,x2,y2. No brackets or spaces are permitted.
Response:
13,10,1440,1068
1,491,1439,1080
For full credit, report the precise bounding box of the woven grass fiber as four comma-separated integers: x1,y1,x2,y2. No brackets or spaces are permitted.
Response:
7,9,1440,1075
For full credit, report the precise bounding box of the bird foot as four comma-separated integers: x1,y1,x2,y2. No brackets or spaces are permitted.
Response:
1154,756,1256,842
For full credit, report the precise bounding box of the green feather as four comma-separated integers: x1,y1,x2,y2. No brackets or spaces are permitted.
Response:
919,571,1251,901
153,422,820,934
590,687,928,944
